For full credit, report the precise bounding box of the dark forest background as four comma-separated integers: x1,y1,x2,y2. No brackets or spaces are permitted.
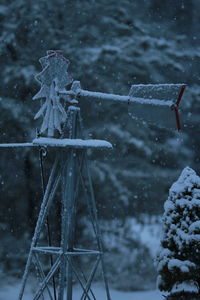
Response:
0,0,200,291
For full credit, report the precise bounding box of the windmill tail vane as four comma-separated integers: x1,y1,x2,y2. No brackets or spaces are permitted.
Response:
127,83,187,131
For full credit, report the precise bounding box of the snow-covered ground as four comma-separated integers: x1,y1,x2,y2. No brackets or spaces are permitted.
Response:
0,277,164,300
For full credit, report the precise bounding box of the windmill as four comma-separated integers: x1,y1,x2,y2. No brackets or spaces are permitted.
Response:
0,50,186,300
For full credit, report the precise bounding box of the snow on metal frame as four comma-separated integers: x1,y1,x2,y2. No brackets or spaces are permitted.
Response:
33,137,113,149
0,138,112,149
0,143,34,148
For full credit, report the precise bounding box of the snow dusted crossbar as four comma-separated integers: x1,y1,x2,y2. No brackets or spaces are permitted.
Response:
32,246,102,256
60,81,186,130
0,138,112,149
0,143,34,148
32,137,113,149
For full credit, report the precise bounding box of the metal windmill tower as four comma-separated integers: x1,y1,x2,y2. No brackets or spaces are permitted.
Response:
0,50,186,300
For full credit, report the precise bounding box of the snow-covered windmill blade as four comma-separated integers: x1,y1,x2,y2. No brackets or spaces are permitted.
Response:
33,50,73,137
128,84,186,130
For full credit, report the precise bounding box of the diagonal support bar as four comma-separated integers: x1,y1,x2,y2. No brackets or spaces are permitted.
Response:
33,253,54,300
80,257,101,300
33,255,61,300
70,258,97,300
66,257,92,300
18,157,61,300
83,152,112,300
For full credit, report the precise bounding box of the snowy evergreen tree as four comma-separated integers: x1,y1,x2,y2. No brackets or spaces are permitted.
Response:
156,167,200,299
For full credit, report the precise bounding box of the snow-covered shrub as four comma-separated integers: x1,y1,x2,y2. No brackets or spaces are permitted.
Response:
156,167,200,299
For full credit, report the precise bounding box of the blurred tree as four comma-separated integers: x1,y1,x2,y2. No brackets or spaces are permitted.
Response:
150,0,193,36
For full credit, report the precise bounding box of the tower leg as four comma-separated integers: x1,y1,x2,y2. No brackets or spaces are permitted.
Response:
18,158,61,300
58,149,77,300
58,107,80,300
81,152,112,300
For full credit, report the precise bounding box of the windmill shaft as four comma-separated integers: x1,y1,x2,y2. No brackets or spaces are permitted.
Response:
61,89,173,107
59,109,79,300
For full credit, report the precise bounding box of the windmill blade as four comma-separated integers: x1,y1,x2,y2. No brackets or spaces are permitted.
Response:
33,50,73,136
128,84,186,130
35,50,73,89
